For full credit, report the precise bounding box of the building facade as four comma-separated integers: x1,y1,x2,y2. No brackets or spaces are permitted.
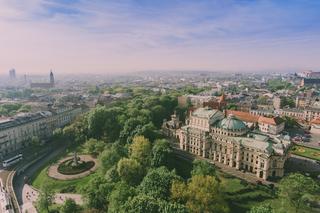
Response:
162,112,182,139
0,106,82,159
178,107,291,180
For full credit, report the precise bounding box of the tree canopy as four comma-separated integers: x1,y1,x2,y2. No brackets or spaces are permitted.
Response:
139,167,180,200
117,158,144,186
278,173,320,213
171,175,229,213
191,159,216,177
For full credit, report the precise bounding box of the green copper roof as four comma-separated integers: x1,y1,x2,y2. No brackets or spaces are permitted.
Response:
266,141,274,154
218,114,247,131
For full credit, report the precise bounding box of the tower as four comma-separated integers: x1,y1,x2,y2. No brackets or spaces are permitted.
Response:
9,69,16,80
50,70,54,86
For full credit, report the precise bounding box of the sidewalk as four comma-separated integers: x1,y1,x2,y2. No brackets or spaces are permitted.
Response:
21,184,83,213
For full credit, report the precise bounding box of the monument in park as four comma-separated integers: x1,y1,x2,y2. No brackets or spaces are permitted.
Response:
57,151,95,176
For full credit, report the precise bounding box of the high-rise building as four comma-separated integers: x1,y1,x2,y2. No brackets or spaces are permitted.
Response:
9,69,16,80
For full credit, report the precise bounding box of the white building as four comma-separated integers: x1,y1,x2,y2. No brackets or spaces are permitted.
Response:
178,108,291,180
0,106,82,159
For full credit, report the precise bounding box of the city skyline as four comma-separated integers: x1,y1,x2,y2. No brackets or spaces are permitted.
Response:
1,0,320,75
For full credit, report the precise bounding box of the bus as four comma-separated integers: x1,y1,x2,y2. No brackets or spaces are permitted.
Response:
2,154,23,168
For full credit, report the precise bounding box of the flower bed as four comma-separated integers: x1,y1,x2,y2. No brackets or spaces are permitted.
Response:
57,159,95,175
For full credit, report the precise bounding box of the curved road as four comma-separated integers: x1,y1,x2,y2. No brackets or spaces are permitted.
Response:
14,144,68,209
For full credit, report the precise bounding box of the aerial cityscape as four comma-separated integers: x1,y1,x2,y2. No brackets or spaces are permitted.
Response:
0,1,320,213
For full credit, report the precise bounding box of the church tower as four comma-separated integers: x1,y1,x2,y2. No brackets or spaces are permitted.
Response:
50,70,55,86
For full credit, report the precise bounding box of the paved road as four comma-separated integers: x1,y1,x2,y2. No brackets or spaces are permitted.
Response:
14,144,68,205
286,154,320,174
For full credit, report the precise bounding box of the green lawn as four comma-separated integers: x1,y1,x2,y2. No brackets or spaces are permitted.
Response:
31,165,94,193
290,145,320,161
30,143,93,193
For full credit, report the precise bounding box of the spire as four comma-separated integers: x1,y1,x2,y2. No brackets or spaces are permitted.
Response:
50,70,54,85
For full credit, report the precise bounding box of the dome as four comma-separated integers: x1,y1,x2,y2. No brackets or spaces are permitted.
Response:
218,114,247,131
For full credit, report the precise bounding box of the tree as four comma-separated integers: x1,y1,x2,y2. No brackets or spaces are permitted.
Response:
62,118,88,144
60,198,79,213
278,173,320,213
280,97,295,108
257,96,268,105
52,128,64,142
191,159,216,177
108,182,136,213
84,138,105,156
99,143,124,172
81,175,114,210
37,186,53,212
283,116,301,129
31,136,41,146
117,158,144,186
139,167,180,200
249,203,274,213
151,139,172,167
124,194,159,213
105,166,120,183
171,175,229,213
158,201,188,213
130,136,152,167
151,105,166,128
171,180,188,204
87,106,121,141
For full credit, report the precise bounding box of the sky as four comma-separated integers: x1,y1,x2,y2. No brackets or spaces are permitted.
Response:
0,0,320,75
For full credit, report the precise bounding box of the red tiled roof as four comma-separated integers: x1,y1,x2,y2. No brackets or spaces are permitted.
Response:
258,116,284,125
226,110,259,123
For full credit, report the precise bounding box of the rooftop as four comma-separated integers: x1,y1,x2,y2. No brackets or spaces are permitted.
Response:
192,107,220,119
258,116,284,125
226,110,259,123
218,114,247,131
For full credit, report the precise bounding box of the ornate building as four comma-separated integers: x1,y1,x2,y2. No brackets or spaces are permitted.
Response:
162,112,182,139
178,107,291,180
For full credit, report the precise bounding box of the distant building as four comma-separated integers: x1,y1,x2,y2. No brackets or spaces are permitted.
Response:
300,78,320,87
276,108,304,121
203,94,227,110
30,71,55,89
298,70,320,78
9,69,16,80
258,116,285,135
227,109,285,135
310,117,320,134
273,96,281,110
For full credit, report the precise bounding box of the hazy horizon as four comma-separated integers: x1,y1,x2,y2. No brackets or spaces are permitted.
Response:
1,0,320,75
